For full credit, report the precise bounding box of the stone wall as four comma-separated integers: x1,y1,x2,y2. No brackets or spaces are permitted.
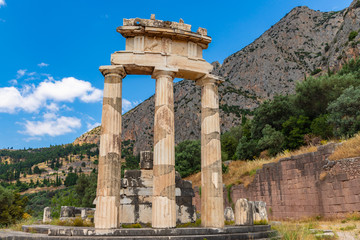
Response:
193,143,360,220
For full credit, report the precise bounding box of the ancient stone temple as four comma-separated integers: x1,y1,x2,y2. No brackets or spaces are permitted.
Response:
95,15,224,229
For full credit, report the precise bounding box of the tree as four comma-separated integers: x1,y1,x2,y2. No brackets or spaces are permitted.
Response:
235,136,259,160
295,73,360,119
251,95,298,139
221,126,242,160
64,173,78,187
282,115,311,150
175,140,201,177
33,166,41,174
257,125,285,156
310,115,333,139
75,173,97,207
327,86,360,138
0,186,28,226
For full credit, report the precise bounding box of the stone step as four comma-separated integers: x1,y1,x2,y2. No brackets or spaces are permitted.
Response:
17,225,276,239
1,230,278,240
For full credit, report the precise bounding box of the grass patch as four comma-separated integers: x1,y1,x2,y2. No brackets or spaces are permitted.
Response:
346,212,360,221
122,223,142,228
224,220,235,225
5,217,39,232
50,217,93,227
340,224,356,231
176,219,201,228
329,133,360,161
254,219,268,225
272,221,323,240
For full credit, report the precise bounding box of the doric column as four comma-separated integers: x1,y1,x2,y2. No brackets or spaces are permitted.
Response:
151,69,177,228
197,75,224,228
94,65,126,229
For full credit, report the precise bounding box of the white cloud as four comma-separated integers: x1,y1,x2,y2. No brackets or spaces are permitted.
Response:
37,62,49,68
21,114,81,137
87,122,101,131
8,79,17,85
122,99,141,113
0,77,103,113
45,103,59,112
0,0,6,7
17,69,27,79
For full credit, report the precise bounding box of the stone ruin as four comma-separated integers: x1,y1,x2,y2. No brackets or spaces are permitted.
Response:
119,151,196,224
234,198,268,225
95,14,225,229
43,151,196,225
43,206,95,223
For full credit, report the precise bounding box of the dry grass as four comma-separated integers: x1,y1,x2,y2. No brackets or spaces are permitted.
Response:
329,133,360,161
272,221,321,240
3,217,39,231
319,172,328,181
186,145,318,187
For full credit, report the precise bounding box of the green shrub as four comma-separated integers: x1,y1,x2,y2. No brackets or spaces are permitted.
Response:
175,140,201,178
0,186,28,226
349,31,358,41
327,86,360,138
310,115,333,139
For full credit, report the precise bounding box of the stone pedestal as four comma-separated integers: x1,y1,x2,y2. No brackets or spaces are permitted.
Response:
197,76,224,228
94,66,126,229
235,199,254,226
253,201,268,222
151,69,177,228
43,207,52,223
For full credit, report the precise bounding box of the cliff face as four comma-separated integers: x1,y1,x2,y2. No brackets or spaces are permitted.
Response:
74,0,360,153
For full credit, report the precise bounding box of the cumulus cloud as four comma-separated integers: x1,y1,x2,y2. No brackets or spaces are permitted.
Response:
122,99,141,113
38,62,49,68
0,77,103,113
21,113,81,137
0,0,5,7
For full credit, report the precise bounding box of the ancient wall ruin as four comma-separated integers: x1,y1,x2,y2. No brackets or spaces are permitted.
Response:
193,143,360,220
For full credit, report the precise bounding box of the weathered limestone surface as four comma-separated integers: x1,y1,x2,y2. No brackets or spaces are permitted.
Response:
152,70,177,228
224,207,234,222
197,77,224,228
94,66,126,229
253,201,268,222
140,151,153,169
43,207,52,223
119,154,196,225
235,199,253,226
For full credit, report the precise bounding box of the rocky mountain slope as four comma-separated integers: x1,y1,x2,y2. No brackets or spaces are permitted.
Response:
75,0,360,153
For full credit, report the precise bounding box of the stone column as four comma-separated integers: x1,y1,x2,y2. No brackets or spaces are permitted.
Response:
197,76,224,228
94,65,126,229
151,69,177,228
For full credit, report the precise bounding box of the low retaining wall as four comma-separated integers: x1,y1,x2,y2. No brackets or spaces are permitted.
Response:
193,143,360,220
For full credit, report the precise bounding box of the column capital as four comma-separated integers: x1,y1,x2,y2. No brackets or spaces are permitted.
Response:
151,67,178,79
99,65,126,78
195,74,224,86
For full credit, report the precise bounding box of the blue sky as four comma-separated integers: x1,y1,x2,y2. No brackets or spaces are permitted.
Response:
0,0,352,149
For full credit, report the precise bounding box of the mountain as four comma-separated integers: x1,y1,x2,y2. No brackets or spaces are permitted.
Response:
74,0,360,153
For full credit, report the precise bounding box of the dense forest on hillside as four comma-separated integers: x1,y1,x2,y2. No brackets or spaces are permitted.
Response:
220,58,360,161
